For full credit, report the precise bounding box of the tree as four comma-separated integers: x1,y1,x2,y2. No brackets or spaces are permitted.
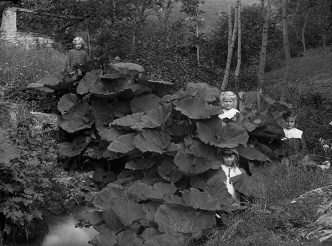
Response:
221,0,240,91
280,0,291,101
257,0,271,95
234,0,242,89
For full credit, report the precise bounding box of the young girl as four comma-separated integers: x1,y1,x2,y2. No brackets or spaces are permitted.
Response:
281,111,307,163
218,91,240,122
220,148,252,206
66,37,89,76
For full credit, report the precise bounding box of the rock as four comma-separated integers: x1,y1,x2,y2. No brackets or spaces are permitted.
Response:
290,185,332,244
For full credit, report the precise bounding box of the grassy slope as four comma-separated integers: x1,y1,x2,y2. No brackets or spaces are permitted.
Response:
264,49,332,99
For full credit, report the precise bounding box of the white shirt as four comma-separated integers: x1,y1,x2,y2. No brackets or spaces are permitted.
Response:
218,108,239,120
283,128,303,139
221,165,242,201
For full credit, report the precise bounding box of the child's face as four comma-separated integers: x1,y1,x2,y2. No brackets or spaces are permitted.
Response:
222,97,235,110
74,43,82,50
285,117,296,129
223,155,236,166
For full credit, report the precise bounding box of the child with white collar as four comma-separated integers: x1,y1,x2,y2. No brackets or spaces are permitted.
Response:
220,148,252,206
281,111,307,165
218,91,240,122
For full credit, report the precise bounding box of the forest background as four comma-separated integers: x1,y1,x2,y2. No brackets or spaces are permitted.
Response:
0,0,332,245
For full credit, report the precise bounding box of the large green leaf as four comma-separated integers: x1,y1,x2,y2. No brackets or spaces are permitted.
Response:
130,94,161,113
107,133,136,154
154,204,215,235
76,69,102,95
133,130,172,154
196,118,249,148
59,101,94,133
174,150,212,175
140,228,162,241
238,145,271,162
157,159,183,182
185,82,220,102
98,127,126,142
112,62,145,76
117,229,143,246
182,188,221,211
91,100,114,131
101,209,124,232
125,158,157,170
27,72,71,92
184,139,218,161
205,170,233,206
92,184,146,226
135,79,175,96
144,234,188,246
90,228,117,246
57,94,79,115
110,104,172,131
128,181,177,202
174,97,221,119
58,135,90,157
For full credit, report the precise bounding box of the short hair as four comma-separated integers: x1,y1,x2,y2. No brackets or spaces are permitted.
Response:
283,110,297,120
73,37,85,47
220,91,238,108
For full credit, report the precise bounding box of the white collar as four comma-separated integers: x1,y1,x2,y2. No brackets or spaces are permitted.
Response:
283,128,303,139
218,108,239,119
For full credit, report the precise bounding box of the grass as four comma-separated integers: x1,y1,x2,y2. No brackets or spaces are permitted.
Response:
0,40,65,89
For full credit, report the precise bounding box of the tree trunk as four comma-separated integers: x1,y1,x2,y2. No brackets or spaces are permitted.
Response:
301,12,308,54
221,0,240,91
227,0,233,52
257,0,271,95
234,1,242,90
323,33,327,54
196,23,200,65
280,0,291,102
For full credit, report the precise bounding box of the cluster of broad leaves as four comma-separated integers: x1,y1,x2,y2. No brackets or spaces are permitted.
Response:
28,62,289,245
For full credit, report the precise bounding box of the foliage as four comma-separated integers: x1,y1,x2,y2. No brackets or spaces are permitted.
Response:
26,55,294,244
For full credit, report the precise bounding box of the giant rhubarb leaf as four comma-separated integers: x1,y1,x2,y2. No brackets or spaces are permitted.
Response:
27,72,72,92
133,130,172,154
76,69,102,95
238,145,271,162
101,209,124,232
174,97,221,119
111,104,172,131
117,229,143,246
184,139,219,161
174,150,212,175
98,127,126,142
57,94,79,115
128,181,177,202
157,159,183,182
58,135,90,157
144,234,188,246
197,118,249,148
125,158,157,170
130,94,161,113
154,204,215,235
91,100,114,131
182,188,222,211
107,133,136,153
92,184,146,226
112,62,145,77
185,82,220,102
90,228,117,246
59,101,94,133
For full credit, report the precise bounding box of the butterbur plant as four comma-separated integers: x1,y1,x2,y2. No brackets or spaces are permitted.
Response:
28,59,290,245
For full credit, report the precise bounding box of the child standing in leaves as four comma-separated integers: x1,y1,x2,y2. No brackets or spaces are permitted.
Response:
218,91,240,122
281,110,307,166
66,37,88,76
220,148,252,207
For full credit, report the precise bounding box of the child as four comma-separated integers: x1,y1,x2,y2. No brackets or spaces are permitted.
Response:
66,37,88,76
220,148,252,206
281,111,307,164
218,91,240,122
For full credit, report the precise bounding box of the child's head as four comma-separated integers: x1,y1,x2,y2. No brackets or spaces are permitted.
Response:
72,37,85,50
222,148,239,167
220,91,237,110
283,110,297,129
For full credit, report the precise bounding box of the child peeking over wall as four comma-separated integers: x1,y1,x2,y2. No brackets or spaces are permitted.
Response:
218,91,240,122
220,148,252,207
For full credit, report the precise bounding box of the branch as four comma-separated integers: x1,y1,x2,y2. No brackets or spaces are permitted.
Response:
16,7,85,20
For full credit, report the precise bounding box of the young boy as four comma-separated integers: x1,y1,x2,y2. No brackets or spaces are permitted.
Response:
218,91,240,122
281,111,307,165
220,148,252,206
66,37,88,76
